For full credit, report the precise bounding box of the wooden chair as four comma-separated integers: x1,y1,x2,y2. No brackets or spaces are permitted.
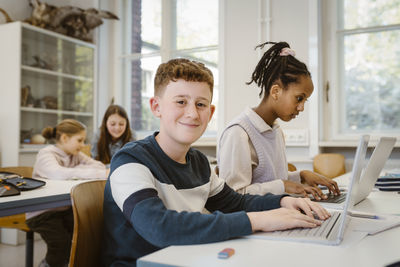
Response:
214,165,219,176
69,180,106,267
288,163,297,172
0,166,34,267
313,153,346,179
80,144,91,157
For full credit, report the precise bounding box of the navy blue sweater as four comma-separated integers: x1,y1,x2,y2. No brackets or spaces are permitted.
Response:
102,133,285,266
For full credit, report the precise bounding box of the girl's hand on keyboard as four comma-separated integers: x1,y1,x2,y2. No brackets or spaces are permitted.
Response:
280,196,331,221
300,170,341,196
283,181,326,201
247,208,322,232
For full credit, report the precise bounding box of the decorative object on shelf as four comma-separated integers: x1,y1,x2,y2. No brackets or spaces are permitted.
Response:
30,134,46,144
21,85,35,107
0,8,12,23
1,1,118,42
25,0,119,42
30,55,54,70
20,129,33,144
34,98,45,108
41,96,58,109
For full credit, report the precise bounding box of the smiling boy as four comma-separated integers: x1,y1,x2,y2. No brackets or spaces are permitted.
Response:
102,58,329,266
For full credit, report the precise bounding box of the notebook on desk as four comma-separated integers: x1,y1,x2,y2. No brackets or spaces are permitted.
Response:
316,136,396,206
248,135,369,245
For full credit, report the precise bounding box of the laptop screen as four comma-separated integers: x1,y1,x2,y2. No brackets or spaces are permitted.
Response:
335,135,370,242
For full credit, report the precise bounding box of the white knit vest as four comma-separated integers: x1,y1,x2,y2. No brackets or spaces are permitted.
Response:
219,112,288,184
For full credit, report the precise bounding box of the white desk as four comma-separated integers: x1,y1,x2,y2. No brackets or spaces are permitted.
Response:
0,178,84,217
137,174,400,267
0,178,94,267
137,226,400,267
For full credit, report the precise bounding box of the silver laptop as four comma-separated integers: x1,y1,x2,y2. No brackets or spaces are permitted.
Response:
247,135,369,245
318,136,396,205
354,137,396,204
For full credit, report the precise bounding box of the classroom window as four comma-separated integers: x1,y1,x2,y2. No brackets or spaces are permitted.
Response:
323,0,400,139
121,0,219,139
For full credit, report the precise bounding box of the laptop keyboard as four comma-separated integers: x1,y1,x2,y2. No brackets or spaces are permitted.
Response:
269,211,341,238
317,193,347,203
310,189,347,203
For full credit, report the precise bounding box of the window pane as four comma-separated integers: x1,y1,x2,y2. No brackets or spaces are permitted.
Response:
342,30,400,133
344,0,400,29
176,0,218,49
129,57,161,135
131,0,161,54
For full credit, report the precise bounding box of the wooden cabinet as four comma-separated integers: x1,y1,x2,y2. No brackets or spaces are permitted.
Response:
0,22,96,166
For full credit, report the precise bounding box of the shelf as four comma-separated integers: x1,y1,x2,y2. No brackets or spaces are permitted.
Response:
319,140,400,148
0,21,95,167
21,22,96,48
21,65,93,82
20,107,93,117
19,144,47,153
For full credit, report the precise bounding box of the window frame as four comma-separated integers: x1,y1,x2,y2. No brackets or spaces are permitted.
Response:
321,0,400,144
118,0,219,142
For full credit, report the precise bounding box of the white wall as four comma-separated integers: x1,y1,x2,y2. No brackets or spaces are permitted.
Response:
219,0,261,129
221,0,315,166
221,0,312,124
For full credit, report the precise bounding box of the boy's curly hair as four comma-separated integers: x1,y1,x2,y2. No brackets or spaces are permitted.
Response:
154,58,214,97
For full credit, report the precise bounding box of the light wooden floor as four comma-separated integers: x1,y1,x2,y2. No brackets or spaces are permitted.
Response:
0,239,46,267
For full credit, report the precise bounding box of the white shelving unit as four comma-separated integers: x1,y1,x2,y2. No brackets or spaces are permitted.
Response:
0,21,97,167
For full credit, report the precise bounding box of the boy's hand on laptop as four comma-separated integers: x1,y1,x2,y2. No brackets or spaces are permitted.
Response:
247,208,322,232
300,170,341,196
280,196,331,221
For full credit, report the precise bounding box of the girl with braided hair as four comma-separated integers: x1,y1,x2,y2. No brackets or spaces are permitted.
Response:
217,41,340,201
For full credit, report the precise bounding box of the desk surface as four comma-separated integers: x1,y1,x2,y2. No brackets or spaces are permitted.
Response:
0,179,86,217
138,226,400,267
138,174,400,267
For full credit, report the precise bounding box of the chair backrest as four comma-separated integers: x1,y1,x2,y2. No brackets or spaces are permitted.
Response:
69,180,106,267
313,153,346,179
80,144,91,157
288,163,297,172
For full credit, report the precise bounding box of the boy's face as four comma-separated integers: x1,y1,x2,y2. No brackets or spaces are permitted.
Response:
150,79,215,148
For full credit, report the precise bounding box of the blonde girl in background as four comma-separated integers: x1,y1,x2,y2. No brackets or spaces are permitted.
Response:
218,41,340,200
27,119,108,267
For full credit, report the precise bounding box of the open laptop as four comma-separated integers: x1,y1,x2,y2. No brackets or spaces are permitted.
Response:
247,135,369,245
317,136,396,206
